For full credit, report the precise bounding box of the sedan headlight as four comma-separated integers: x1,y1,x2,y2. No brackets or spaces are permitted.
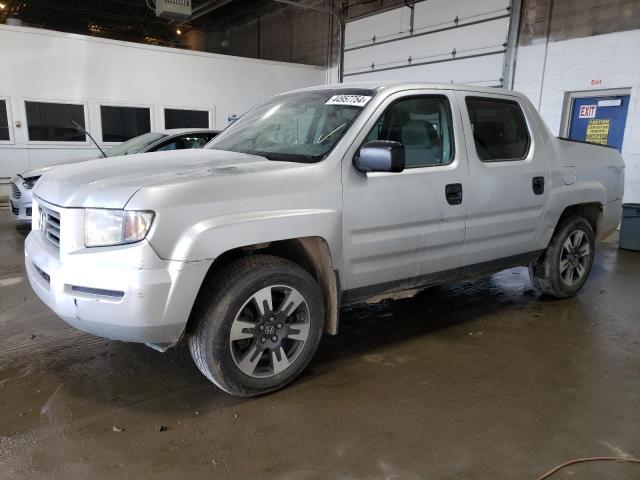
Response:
22,176,40,190
85,209,155,247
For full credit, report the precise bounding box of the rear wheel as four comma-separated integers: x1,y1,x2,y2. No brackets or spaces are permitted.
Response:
188,255,324,396
528,215,595,298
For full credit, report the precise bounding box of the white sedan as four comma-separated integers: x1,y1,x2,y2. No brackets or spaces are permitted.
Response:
9,128,219,225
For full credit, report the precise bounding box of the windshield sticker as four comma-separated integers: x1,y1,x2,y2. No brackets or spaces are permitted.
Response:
325,95,372,107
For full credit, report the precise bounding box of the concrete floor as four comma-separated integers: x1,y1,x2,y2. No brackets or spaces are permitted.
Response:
0,207,639,480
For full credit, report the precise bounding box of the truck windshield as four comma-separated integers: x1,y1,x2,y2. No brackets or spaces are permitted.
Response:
208,89,376,163
105,132,166,157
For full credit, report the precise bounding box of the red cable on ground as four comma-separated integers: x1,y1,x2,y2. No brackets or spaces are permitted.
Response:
536,456,640,480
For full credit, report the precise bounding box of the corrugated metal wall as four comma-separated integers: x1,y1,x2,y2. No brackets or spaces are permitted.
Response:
185,0,339,68
342,0,514,86
519,0,640,45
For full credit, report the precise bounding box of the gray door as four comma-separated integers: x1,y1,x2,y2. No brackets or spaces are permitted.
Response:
342,90,470,293
455,92,551,266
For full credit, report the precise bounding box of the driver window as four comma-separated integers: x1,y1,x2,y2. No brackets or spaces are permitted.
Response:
364,96,455,168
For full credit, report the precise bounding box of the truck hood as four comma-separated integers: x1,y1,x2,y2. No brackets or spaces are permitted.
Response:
33,149,291,208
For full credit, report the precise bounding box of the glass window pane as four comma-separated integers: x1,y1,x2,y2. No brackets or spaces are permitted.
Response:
365,96,455,168
101,106,151,142
164,109,209,129
465,97,530,161
209,88,373,163
0,100,9,141
25,101,86,142
154,134,216,152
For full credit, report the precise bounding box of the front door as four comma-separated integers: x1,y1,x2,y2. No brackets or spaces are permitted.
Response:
342,90,469,297
567,93,631,152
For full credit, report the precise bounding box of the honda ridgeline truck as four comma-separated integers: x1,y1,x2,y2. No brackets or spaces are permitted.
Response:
25,83,625,396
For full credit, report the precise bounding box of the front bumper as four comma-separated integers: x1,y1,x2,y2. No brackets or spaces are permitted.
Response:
24,215,211,347
9,178,33,224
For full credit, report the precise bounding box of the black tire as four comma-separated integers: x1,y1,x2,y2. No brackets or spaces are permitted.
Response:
528,215,595,298
188,255,325,396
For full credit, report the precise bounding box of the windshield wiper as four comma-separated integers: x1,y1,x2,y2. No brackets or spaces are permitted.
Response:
71,121,107,158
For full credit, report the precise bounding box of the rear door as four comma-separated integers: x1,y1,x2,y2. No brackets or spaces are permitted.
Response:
455,92,551,266
341,89,469,295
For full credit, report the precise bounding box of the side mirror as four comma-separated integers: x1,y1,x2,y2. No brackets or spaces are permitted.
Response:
353,140,405,173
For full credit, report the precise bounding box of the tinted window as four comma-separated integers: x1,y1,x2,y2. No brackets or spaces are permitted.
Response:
365,96,454,168
164,109,209,129
25,101,86,142
466,97,530,161
0,100,9,141
101,106,151,142
154,133,217,151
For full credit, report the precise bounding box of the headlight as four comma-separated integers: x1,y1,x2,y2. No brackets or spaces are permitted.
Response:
22,176,40,190
85,209,155,247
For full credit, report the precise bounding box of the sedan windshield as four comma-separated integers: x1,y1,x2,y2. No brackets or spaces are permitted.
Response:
208,89,376,163
105,132,166,157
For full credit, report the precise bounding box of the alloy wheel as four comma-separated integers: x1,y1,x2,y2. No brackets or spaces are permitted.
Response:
229,285,310,378
559,229,591,286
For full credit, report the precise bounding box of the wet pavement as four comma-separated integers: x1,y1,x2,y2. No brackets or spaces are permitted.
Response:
0,207,639,479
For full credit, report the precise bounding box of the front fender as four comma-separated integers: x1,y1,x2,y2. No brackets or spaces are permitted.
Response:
162,208,340,263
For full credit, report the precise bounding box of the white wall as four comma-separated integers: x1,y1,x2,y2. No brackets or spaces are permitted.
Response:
0,25,325,180
343,0,511,87
514,29,640,203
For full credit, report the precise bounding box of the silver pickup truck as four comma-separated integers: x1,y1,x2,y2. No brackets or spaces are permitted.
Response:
25,83,624,396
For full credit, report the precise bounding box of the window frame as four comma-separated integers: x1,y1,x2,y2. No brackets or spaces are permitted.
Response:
464,96,532,163
360,93,457,170
0,97,14,145
98,101,154,145
162,105,213,130
22,98,90,146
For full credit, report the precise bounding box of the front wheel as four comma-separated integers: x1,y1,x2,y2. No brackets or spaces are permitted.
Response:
528,215,595,298
188,255,325,396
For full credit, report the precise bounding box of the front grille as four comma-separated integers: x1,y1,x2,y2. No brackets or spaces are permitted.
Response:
40,205,61,249
11,182,21,199
10,204,19,216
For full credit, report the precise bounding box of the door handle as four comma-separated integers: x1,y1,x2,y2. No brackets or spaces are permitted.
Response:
445,183,463,205
532,176,545,195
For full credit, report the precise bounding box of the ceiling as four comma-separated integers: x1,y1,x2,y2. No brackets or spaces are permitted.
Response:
0,0,397,65
0,0,290,47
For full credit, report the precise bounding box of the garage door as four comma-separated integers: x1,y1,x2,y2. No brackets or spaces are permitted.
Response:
343,0,514,87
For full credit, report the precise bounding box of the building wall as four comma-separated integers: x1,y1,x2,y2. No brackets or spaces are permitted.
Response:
513,0,640,202
0,24,325,181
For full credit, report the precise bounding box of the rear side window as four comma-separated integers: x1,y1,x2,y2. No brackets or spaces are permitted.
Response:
365,95,455,168
465,97,530,161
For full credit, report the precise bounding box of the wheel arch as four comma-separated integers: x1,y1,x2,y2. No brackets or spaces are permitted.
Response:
186,236,340,337
557,203,601,235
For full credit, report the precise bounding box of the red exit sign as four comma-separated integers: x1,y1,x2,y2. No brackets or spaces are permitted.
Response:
579,105,597,118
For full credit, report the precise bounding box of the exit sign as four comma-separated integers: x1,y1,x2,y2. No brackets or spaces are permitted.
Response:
579,105,597,118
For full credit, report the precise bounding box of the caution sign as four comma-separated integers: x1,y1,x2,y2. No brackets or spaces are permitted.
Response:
585,119,610,145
